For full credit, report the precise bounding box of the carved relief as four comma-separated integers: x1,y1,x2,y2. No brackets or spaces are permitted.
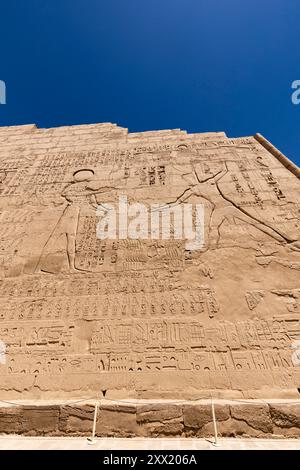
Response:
245,291,265,310
0,124,299,397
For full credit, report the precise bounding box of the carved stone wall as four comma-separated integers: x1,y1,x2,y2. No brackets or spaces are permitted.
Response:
0,123,299,400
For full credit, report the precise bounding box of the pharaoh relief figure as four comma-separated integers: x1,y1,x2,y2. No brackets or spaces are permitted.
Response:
168,151,300,252
37,169,119,273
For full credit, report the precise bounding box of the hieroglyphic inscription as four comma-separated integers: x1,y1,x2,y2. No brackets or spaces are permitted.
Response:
0,124,299,397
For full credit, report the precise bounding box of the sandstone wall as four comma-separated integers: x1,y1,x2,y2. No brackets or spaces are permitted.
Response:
0,123,299,400
1,400,300,438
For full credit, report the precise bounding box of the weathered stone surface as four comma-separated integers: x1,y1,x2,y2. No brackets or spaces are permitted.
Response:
22,406,60,435
0,122,299,410
136,404,183,436
230,404,273,433
97,408,138,437
101,404,136,414
0,401,299,437
136,404,182,423
269,404,300,429
0,408,21,433
142,421,184,437
59,405,95,434
183,404,230,429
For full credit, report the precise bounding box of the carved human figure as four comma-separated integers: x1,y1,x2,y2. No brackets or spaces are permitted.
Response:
168,158,299,250
38,169,117,273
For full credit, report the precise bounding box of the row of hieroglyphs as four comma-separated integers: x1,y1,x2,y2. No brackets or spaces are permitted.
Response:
0,288,219,321
1,159,277,198
106,348,296,373
90,317,300,353
0,274,208,298
75,236,186,272
2,163,166,189
2,317,299,355
0,284,298,322
0,323,74,353
0,317,299,355
0,138,260,193
0,348,297,375
0,139,278,195
0,137,256,168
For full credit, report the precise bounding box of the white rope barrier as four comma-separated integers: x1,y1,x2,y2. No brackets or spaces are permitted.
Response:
87,401,99,445
0,394,299,445
1,396,300,407
211,398,221,447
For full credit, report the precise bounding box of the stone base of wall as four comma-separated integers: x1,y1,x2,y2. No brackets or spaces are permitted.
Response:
0,400,300,438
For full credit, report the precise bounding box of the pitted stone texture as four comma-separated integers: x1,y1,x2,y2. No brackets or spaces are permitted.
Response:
230,404,273,434
0,402,299,437
183,404,230,430
0,408,22,434
269,404,300,429
137,404,183,436
22,406,60,435
59,405,95,434
0,123,299,402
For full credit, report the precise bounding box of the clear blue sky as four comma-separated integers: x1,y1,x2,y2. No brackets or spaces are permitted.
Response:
0,0,299,165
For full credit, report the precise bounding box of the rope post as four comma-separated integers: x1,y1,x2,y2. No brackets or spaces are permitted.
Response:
211,398,221,447
87,401,99,445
